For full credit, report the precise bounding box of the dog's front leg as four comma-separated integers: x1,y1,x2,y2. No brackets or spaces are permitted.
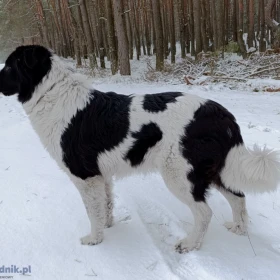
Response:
72,176,106,246
104,180,114,228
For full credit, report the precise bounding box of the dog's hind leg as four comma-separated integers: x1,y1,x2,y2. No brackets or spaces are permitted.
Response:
216,185,248,235
160,160,212,253
104,180,114,228
72,176,107,245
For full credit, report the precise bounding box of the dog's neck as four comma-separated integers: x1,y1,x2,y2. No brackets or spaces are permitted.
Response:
22,55,71,114
21,55,92,163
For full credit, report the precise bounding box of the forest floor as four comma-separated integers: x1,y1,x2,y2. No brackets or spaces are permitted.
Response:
1,54,280,280
73,50,280,93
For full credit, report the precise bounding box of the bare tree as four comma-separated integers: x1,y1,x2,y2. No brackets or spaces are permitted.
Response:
3,0,280,74
260,0,266,51
152,0,164,70
79,0,97,69
113,0,131,75
193,0,202,55
248,0,255,48
105,0,118,74
169,0,176,63
265,0,280,48
238,0,247,58
32,0,51,47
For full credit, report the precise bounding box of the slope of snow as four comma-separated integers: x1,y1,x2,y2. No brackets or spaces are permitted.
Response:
1,81,280,280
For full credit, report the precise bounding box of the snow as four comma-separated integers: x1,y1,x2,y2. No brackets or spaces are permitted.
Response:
248,47,257,53
1,72,280,279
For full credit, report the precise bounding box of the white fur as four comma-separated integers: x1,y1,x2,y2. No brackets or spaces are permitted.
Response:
23,55,92,170
217,187,248,235
71,176,107,245
221,144,280,193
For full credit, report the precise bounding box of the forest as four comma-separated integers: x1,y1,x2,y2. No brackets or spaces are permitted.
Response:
0,0,280,75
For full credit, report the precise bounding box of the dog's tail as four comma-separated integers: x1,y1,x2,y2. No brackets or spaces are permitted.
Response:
221,144,280,193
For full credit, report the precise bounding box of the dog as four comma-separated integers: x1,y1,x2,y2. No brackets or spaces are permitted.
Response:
1,45,280,253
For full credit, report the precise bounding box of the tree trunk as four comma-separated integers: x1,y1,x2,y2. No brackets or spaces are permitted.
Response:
201,0,208,52
98,0,106,68
68,0,82,66
193,0,202,56
211,0,218,50
113,0,131,75
152,0,164,70
260,0,266,51
144,0,152,56
178,0,186,58
232,0,238,42
161,3,169,59
130,0,141,60
124,0,133,59
79,0,97,69
237,0,247,58
169,0,176,63
265,0,280,48
248,0,255,48
216,0,224,49
105,0,118,74
189,0,195,56
33,0,51,47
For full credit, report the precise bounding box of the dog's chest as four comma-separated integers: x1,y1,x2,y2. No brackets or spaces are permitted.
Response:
25,88,91,171
29,108,66,166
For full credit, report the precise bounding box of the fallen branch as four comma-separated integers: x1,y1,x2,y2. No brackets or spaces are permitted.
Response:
184,76,194,85
245,66,280,78
210,76,247,82
265,87,280,92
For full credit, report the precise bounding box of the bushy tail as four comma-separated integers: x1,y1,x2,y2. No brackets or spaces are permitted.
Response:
221,144,280,193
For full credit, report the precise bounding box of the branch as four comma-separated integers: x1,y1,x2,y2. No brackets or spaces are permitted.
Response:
245,66,280,78
210,76,247,82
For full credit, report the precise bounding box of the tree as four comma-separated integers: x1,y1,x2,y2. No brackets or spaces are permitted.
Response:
238,0,247,58
265,0,280,48
178,0,186,58
2,0,280,74
193,0,202,55
169,0,176,63
79,0,97,69
32,0,51,48
113,0,131,75
105,0,118,75
248,0,255,48
260,0,266,51
152,0,164,70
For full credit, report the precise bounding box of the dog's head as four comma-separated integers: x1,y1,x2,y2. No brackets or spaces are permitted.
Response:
0,45,52,103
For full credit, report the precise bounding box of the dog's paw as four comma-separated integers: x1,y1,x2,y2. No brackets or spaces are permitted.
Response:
175,239,201,254
224,222,247,235
80,234,103,246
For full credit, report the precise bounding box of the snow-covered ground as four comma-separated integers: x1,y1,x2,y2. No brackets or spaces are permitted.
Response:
1,70,280,279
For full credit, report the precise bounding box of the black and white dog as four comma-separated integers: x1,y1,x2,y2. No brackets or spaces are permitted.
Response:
1,45,280,253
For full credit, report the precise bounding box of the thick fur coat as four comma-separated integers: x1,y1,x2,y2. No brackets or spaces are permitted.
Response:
1,45,280,253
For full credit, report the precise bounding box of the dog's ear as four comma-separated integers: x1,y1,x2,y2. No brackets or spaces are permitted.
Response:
23,46,50,69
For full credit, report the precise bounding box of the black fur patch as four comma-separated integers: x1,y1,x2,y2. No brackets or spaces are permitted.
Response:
218,183,245,198
0,45,52,103
143,92,183,112
180,100,243,202
125,122,163,166
61,90,132,180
